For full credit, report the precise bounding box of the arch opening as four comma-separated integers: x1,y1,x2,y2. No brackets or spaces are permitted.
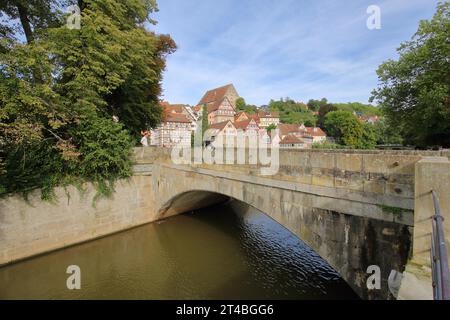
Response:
157,190,360,299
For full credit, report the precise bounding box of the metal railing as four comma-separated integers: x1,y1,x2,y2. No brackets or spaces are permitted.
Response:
430,190,450,300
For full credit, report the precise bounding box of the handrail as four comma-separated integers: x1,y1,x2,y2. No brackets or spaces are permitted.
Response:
430,190,450,300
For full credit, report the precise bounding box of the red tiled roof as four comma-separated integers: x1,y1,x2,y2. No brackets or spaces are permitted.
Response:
164,104,184,114
277,124,326,137
206,97,234,113
280,135,304,145
304,127,326,137
234,119,259,130
235,111,248,120
199,84,234,105
278,124,303,136
163,113,191,123
209,120,234,131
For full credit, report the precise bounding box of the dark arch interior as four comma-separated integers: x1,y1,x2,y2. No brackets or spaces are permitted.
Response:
159,190,231,218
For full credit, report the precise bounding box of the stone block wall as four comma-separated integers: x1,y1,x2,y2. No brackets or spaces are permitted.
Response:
0,176,157,266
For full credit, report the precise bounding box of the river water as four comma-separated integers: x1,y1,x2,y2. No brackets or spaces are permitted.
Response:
0,201,358,299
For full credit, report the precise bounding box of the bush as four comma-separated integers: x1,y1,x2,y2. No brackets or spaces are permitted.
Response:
0,141,67,200
71,116,134,181
0,116,134,201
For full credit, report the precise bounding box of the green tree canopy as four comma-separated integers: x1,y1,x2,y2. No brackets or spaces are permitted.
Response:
0,0,176,199
235,97,257,114
371,2,450,148
324,110,375,149
317,103,337,128
333,102,381,116
307,98,328,112
269,98,316,125
372,119,403,146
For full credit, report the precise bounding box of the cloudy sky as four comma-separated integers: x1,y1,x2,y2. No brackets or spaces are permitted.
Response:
153,0,440,106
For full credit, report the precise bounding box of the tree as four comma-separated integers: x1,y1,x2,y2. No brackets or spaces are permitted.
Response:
307,98,328,112
304,120,315,127
235,97,246,112
324,110,366,148
0,0,176,198
201,104,208,144
359,123,377,149
317,104,337,128
266,123,277,133
371,2,450,148
0,0,60,44
372,120,403,145
269,98,316,125
333,102,381,116
235,97,257,114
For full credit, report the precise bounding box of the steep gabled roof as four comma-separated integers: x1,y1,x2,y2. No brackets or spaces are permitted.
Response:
278,124,303,137
304,127,326,137
208,120,235,131
280,135,304,145
163,113,191,123
164,104,185,114
277,123,326,137
206,96,234,113
235,111,260,122
198,84,236,105
235,111,249,121
234,118,259,130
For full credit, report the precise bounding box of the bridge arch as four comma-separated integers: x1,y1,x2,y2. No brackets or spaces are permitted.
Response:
151,163,412,299
157,189,363,297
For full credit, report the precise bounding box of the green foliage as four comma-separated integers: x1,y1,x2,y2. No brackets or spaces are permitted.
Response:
324,110,375,149
70,116,134,181
235,97,258,114
236,97,246,111
372,120,403,145
360,123,378,149
317,104,337,128
0,141,68,200
269,98,316,125
371,2,450,147
334,102,382,116
0,0,175,200
200,104,209,145
0,116,133,200
378,204,405,215
0,0,60,44
266,123,277,133
307,98,328,112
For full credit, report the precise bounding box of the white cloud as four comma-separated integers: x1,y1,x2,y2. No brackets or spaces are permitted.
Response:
154,0,440,106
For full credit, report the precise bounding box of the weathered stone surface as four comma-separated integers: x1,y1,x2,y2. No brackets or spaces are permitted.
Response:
413,157,450,265
0,177,157,266
2,147,448,300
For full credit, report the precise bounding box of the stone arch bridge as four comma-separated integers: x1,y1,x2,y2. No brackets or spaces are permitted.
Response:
132,147,450,299
1,147,449,299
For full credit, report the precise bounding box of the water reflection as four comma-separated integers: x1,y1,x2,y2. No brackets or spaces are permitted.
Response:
0,200,358,299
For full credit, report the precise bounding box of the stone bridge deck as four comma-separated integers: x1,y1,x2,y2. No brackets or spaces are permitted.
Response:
1,147,449,300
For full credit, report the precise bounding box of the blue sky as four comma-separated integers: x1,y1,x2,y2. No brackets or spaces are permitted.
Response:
153,0,440,106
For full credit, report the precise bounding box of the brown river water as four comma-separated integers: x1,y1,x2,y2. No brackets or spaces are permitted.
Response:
0,200,358,299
